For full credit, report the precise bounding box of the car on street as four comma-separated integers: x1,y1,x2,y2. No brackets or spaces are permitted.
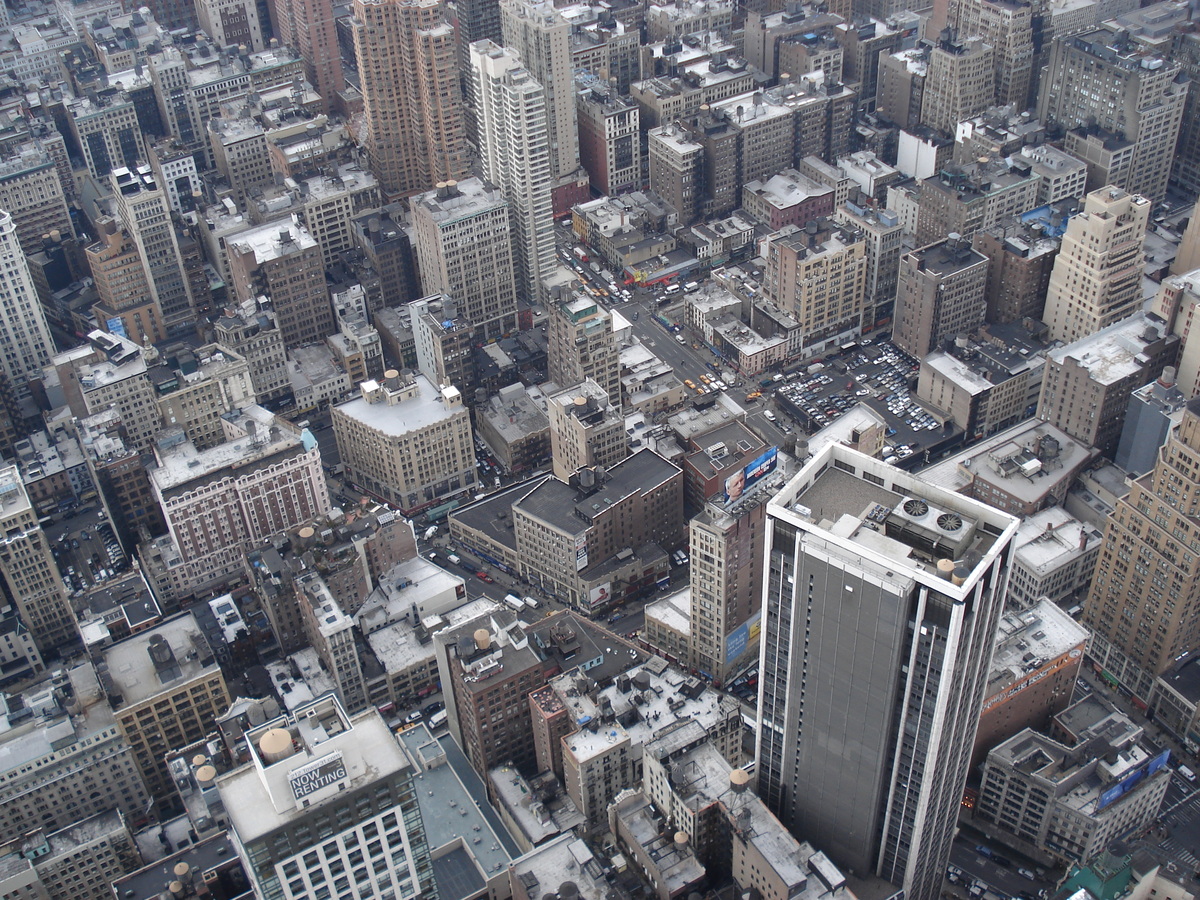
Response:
423,701,445,717
476,571,493,583
1018,869,1036,881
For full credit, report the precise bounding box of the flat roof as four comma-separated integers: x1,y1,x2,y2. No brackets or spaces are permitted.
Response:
770,443,1019,598
553,658,739,764
1012,507,1103,573
218,704,407,842
111,832,240,900
230,217,317,263
151,407,306,492
395,724,514,885
985,599,1090,702
908,239,988,277
334,374,464,436
0,662,119,778
101,612,219,706
1048,312,1169,386
412,178,507,225
921,420,1094,503
490,766,585,845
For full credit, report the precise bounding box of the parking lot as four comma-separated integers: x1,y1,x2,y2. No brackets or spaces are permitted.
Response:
47,512,128,597
773,340,962,464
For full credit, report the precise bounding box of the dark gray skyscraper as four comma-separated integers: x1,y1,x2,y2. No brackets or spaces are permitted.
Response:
757,445,1018,900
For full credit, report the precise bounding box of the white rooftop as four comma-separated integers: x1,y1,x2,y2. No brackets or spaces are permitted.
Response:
644,588,691,636
985,598,1090,703
101,613,219,706
230,215,317,264
1012,507,1102,574
217,702,407,842
151,407,306,492
333,373,462,436
1048,313,1168,386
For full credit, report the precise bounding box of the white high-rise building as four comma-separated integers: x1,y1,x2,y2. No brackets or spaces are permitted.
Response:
470,40,555,303
500,0,580,183
217,695,436,900
112,166,195,338
1042,186,1149,345
757,444,1018,900
0,208,55,400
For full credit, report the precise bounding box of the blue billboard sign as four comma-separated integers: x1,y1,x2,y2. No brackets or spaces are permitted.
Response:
724,446,779,501
726,611,762,664
1096,748,1170,811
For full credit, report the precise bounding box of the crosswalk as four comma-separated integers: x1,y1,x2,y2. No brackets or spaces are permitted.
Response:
1158,838,1198,868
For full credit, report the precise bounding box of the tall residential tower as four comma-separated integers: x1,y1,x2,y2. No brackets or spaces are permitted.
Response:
353,0,469,197
470,41,555,304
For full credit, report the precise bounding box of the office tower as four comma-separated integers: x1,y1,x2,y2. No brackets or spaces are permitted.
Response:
546,379,627,481
101,613,230,806
0,664,151,836
877,48,928,131
948,0,1033,108
546,291,620,409
470,42,555,304
765,219,868,359
576,83,641,197
0,148,74,257
500,0,579,184
410,178,518,340
209,118,273,208
1115,369,1188,478
1083,398,1200,703
436,611,549,778
274,0,343,112
920,33,994,136
972,218,1061,325
1037,26,1185,202
893,236,988,359
757,445,1018,900
112,166,196,339
649,111,738,226
1036,312,1177,458
0,209,55,402
195,0,265,50
227,218,333,350
353,0,467,198
1041,187,1149,345
351,206,419,311
66,92,146,181
213,305,290,403
914,161,1040,247
408,294,477,397
833,203,904,332
1170,29,1200,197
332,372,476,514
687,457,777,682
218,695,436,900
0,467,77,653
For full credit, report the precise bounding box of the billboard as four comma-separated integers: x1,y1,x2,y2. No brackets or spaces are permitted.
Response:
107,317,127,338
725,447,779,501
1095,748,1170,811
588,583,612,609
980,645,1086,714
725,612,763,663
575,532,588,571
288,751,347,800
